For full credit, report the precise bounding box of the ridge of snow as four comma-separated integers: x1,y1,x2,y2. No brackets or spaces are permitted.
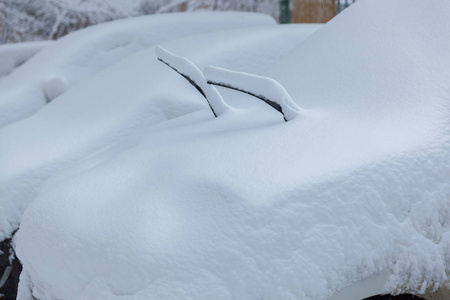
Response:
204,65,300,121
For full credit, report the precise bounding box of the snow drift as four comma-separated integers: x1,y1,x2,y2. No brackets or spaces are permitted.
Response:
14,0,450,299
0,12,275,128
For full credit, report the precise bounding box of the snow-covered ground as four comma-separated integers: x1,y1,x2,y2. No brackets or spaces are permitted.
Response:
4,0,450,299
0,12,274,129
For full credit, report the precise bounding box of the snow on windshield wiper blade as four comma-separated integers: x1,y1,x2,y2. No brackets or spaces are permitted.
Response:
156,46,229,118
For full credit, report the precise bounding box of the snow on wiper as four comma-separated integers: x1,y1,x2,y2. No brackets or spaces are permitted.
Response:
155,46,229,118
204,66,300,122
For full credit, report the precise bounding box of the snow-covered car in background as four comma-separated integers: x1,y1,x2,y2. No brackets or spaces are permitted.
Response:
0,41,54,80
0,12,275,128
4,0,450,299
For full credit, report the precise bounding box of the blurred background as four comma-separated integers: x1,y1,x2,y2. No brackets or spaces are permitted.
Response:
0,0,355,44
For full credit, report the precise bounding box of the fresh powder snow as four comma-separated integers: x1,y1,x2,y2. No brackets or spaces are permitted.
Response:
0,41,53,79
0,23,321,242
41,76,70,103
156,46,229,117
0,12,275,128
12,0,450,300
204,65,300,121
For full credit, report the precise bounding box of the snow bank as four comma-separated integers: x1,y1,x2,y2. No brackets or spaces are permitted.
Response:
156,46,229,117
0,12,275,128
13,1,450,299
0,41,53,79
0,24,320,242
204,66,300,121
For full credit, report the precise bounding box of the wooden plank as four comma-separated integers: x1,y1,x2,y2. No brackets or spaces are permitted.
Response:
292,0,336,23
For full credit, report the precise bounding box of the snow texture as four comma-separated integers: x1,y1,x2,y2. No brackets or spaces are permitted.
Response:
16,269,32,300
0,41,52,78
204,65,300,121
41,76,69,103
0,12,275,128
12,1,450,299
156,46,229,117
12,1,450,298
0,23,321,243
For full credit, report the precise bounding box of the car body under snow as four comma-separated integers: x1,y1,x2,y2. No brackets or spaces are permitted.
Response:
4,0,450,299
0,11,320,300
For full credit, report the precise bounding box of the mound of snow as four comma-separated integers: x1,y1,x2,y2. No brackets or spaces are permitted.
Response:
0,41,53,79
0,24,320,242
0,12,275,128
14,1,450,300
41,76,70,103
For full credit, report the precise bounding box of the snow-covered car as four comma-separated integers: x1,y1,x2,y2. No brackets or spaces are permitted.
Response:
4,0,450,299
0,12,321,299
0,41,53,80
0,12,275,128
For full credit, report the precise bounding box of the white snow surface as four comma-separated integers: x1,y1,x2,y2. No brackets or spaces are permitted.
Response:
204,65,300,121
156,46,229,117
14,0,450,299
0,12,275,128
0,24,321,242
41,76,70,103
0,41,53,79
